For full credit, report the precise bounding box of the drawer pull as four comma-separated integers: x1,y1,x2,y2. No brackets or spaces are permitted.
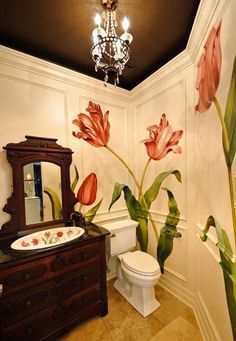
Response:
54,279,66,288
52,304,66,320
51,256,66,271
83,296,89,304
24,273,32,281
25,300,32,308
82,275,88,282
25,326,33,336
5,303,12,312
82,252,88,259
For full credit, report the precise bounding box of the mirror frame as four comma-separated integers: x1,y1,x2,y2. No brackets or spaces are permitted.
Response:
1,135,77,238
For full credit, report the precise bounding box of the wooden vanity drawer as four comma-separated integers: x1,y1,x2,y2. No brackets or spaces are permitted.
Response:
0,264,100,326
1,241,100,294
4,263,47,287
1,285,101,341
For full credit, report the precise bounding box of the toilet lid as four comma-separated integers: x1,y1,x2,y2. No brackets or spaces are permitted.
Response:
121,251,160,276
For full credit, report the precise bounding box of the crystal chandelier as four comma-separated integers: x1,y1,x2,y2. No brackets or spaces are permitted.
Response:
91,0,133,86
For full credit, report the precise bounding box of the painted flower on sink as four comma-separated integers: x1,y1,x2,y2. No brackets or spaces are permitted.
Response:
31,238,39,246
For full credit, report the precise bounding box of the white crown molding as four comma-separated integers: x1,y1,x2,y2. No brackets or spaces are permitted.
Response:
130,0,229,101
186,0,230,64
130,50,192,101
0,45,130,103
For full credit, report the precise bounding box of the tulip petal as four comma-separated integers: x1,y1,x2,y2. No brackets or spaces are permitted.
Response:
77,173,97,206
142,114,183,161
72,101,110,147
195,21,222,113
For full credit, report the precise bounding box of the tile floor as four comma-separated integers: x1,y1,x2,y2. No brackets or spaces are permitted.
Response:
61,280,203,341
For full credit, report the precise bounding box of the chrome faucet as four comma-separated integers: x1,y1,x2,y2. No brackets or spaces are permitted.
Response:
69,212,76,226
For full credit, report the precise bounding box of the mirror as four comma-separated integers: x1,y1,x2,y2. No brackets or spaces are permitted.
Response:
1,136,77,238
23,162,62,225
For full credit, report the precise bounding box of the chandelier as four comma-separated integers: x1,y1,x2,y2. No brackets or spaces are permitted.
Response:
91,0,133,86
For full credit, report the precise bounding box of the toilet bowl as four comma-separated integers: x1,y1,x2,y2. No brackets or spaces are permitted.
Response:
102,219,161,317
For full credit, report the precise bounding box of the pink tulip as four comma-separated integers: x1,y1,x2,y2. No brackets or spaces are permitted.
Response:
142,114,183,160
72,101,110,147
77,173,97,206
195,21,222,113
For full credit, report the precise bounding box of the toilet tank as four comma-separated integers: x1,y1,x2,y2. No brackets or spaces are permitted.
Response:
101,219,138,256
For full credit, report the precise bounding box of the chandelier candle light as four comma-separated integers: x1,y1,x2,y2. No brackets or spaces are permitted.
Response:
91,0,133,85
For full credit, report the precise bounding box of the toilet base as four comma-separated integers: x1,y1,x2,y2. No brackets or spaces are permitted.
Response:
113,278,160,317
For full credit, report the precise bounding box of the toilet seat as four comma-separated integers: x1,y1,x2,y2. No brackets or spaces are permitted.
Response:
121,250,160,276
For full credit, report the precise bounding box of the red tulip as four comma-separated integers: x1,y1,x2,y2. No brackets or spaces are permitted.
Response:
77,173,97,206
72,101,110,147
195,21,222,113
142,114,183,160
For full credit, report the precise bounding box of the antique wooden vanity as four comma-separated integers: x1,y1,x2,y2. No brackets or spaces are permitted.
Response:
0,136,109,340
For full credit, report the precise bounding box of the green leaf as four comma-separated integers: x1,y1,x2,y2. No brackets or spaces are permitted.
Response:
162,187,180,228
71,165,79,192
200,216,233,262
144,170,182,209
224,56,236,166
157,188,180,273
109,183,126,211
157,228,174,274
44,186,62,220
109,183,148,252
136,220,148,252
221,262,236,340
123,186,148,251
84,198,103,223
123,186,148,220
200,215,236,338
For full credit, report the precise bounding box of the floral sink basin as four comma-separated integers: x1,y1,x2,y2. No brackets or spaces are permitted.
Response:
11,227,84,251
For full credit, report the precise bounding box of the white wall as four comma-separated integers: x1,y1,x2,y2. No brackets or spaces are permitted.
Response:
0,46,133,228
131,0,235,340
0,0,235,340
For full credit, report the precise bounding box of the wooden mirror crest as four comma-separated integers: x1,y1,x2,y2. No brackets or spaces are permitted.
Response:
1,135,77,238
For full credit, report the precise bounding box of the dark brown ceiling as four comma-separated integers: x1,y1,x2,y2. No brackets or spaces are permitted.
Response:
0,0,200,90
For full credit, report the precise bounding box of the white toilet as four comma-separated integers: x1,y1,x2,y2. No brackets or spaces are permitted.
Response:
102,219,161,317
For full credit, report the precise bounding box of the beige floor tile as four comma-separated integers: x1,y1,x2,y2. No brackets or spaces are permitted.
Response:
61,317,113,341
103,281,164,341
181,307,200,330
149,315,203,341
153,286,188,326
103,307,164,341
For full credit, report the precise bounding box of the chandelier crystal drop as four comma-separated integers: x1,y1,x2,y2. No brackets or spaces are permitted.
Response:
91,0,133,86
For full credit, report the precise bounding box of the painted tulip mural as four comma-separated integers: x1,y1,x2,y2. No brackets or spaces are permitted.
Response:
195,21,236,338
73,101,183,273
45,170,102,223
71,170,102,223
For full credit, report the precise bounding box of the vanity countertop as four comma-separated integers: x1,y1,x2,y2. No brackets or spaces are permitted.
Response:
0,224,109,268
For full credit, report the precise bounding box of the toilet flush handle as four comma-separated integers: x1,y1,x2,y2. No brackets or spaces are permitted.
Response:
111,233,116,238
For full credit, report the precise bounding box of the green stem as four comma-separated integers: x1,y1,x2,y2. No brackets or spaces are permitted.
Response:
105,145,159,241
213,97,230,153
139,158,152,201
228,167,236,246
213,97,236,246
105,145,140,191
